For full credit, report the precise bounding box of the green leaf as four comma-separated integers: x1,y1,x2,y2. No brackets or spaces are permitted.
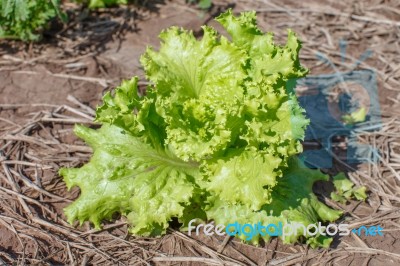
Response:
216,10,307,85
353,186,367,200
60,124,201,235
330,192,347,204
141,25,248,161
342,107,367,125
51,0,68,23
96,77,140,133
141,26,247,100
206,150,282,210
331,173,367,203
1,0,14,17
14,0,28,21
0,0,64,41
87,0,128,9
207,158,342,247
88,0,106,8
198,0,211,9
332,173,354,193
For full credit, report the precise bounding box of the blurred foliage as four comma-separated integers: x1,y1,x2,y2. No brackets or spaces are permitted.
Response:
0,0,66,41
0,0,213,42
188,0,212,9
74,0,128,9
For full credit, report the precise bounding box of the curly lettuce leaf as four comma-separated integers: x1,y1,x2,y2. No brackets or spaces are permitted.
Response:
60,124,200,235
331,173,367,204
141,26,248,161
141,26,247,100
95,77,140,132
95,77,169,150
206,149,282,210
207,158,342,248
216,10,307,82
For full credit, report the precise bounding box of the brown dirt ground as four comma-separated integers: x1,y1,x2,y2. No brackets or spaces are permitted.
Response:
1,0,400,265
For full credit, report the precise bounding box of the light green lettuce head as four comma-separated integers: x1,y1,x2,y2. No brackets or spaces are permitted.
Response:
60,10,352,248
139,10,310,210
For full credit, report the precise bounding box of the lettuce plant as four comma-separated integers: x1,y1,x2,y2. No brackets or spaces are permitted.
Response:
61,10,355,247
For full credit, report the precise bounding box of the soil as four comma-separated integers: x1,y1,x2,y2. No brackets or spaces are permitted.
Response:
1,0,400,265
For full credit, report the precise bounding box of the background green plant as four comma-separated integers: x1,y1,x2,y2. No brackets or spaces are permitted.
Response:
0,0,66,41
74,0,128,9
77,0,212,9
0,0,213,42
188,0,212,9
